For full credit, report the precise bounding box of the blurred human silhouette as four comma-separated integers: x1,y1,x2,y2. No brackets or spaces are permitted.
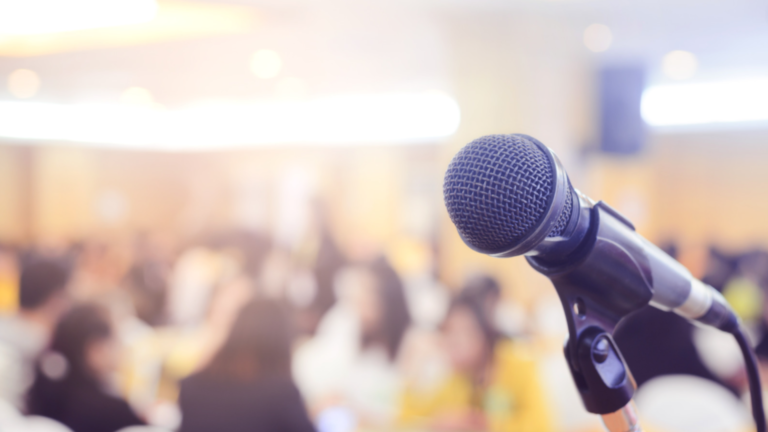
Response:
68,241,131,302
294,204,347,336
613,243,737,394
701,246,741,293
460,275,501,319
294,256,414,427
614,306,731,390
400,293,551,432
123,233,171,327
0,256,72,408
357,257,413,362
206,229,272,280
27,303,144,432
460,274,528,338
178,298,315,432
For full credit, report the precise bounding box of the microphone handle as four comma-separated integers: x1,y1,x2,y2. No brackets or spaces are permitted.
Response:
528,199,739,333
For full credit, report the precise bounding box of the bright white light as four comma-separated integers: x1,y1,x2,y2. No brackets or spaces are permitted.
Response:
642,78,768,127
662,50,698,80
583,24,612,53
0,93,461,150
250,50,282,79
0,0,157,35
275,77,307,100
120,87,155,107
7,69,40,99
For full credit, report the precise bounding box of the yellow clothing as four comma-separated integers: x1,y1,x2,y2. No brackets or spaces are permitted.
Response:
0,276,18,313
400,340,552,432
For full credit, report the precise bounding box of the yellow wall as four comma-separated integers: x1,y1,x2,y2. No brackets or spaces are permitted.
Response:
0,144,424,257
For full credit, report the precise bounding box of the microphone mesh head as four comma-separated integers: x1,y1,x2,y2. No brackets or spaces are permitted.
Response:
549,183,573,238
443,134,560,253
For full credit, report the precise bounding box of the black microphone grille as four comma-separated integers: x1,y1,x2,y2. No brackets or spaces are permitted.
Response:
443,134,568,255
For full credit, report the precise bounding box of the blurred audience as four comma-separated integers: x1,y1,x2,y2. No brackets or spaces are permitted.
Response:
459,274,527,338
27,303,144,432
460,275,501,319
123,234,171,327
178,298,315,432
614,306,733,392
294,256,415,427
702,246,742,293
614,243,737,394
69,241,131,302
357,258,413,364
389,239,449,332
0,256,72,408
0,245,18,314
291,209,347,336
399,292,552,432
0,224,762,432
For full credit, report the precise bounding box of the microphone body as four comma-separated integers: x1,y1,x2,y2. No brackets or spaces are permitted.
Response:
443,134,738,333
528,189,737,334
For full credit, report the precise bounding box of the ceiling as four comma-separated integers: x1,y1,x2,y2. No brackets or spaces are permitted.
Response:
0,0,764,107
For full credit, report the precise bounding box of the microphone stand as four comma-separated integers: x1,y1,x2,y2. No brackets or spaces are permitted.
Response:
527,202,652,432
602,402,642,432
557,300,643,432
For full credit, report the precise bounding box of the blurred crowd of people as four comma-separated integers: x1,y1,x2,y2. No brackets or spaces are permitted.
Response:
3,223,768,432
0,218,553,432
614,245,768,396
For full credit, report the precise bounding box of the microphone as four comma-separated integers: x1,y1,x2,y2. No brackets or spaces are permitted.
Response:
443,133,737,333
444,134,766,431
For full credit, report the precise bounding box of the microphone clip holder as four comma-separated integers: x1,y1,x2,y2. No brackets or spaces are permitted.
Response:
528,202,654,421
562,313,635,415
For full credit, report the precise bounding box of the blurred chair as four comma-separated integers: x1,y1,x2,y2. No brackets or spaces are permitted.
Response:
634,375,751,432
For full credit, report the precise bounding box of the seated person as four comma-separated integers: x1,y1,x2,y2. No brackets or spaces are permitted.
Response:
27,303,144,432
178,298,315,432
294,256,414,426
399,294,552,432
0,256,71,408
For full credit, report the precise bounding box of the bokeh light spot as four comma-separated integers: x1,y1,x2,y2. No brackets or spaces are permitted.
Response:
120,86,155,107
583,24,612,53
250,49,282,79
663,50,698,80
7,69,40,99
